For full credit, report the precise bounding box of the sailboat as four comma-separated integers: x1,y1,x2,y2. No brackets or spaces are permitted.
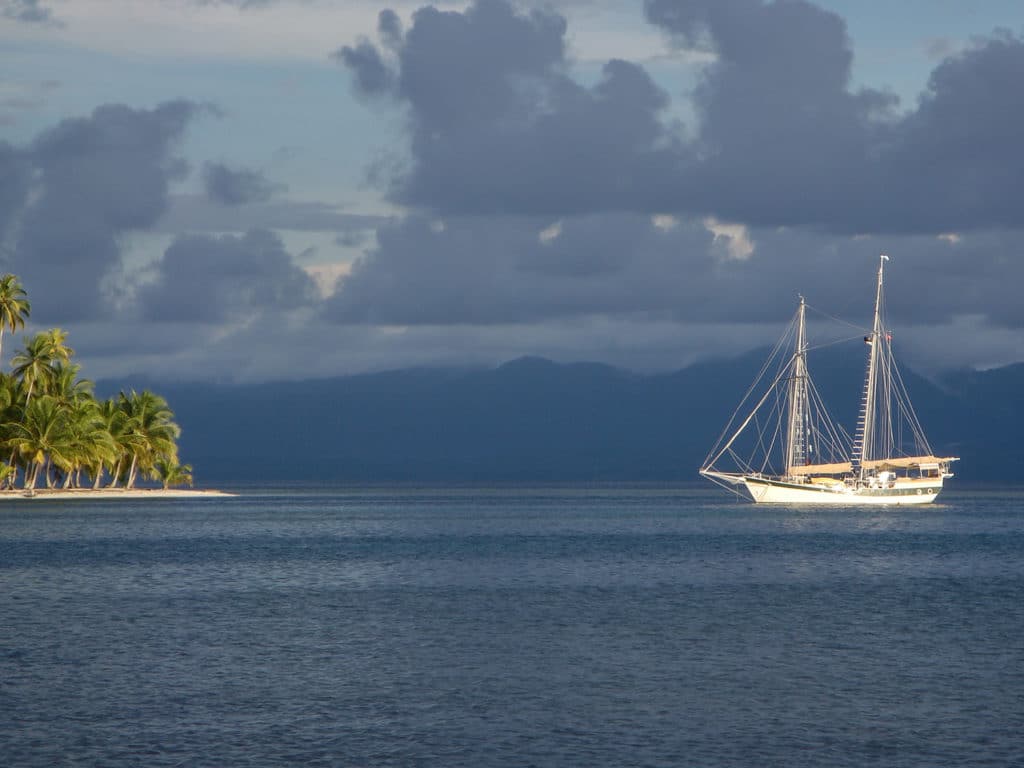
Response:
701,255,958,504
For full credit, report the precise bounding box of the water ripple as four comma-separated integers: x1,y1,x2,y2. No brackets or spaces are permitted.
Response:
2,486,1023,766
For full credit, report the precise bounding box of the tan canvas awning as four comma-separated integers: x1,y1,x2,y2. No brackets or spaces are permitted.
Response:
862,455,958,470
789,461,853,475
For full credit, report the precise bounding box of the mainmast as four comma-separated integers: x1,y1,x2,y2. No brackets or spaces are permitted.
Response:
784,295,808,476
853,254,888,476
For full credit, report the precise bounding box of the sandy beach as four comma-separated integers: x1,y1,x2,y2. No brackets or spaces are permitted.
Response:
0,488,236,500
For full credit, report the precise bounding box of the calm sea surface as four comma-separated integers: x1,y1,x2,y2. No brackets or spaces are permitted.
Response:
2,485,1023,767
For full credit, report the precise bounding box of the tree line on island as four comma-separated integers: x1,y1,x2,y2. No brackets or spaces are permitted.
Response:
0,274,192,492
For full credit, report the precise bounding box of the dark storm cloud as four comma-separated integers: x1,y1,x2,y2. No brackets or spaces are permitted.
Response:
324,213,721,325
341,0,1024,234
203,162,281,206
645,0,1024,233
377,8,403,49
12,101,200,321
338,0,685,215
645,0,892,229
334,40,395,97
1,0,59,25
0,143,30,242
696,231,1024,330
317,0,1024,375
871,32,1024,232
135,229,318,324
325,209,1024,340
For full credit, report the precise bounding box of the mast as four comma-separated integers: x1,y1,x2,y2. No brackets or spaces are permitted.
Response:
784,296,808,476
854,254,888,476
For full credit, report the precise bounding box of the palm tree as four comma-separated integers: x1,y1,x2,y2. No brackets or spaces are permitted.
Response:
42,328,73,365
94,398,129,489
58,396,116,489
0,274,30,367
0,316,188,493
5,395,73,490
8,333,60,485
48,362,93,408
155,459,193,489
12,332,59,406
119,390,181,488
0,372,17,411
0,372,23,487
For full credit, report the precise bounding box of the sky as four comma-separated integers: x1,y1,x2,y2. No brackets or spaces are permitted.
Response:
2,0,1024,383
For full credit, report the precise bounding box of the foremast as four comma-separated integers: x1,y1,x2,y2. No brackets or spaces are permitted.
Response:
701,294,852,493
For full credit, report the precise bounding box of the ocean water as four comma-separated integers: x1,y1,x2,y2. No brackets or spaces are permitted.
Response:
1,485,1023,767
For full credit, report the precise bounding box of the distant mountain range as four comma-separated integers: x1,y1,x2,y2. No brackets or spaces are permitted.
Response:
99,350,1023,485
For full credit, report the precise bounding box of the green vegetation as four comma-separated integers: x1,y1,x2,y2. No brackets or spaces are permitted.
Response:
0,274,189,491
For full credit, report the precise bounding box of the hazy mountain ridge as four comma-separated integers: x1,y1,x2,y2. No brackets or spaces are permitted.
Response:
98,351,1020,484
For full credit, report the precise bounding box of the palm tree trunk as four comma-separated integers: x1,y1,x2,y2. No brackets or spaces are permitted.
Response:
108,458,122,488
5,452,16,489
6,378,28,486
93,465,103,489
127,454,138,489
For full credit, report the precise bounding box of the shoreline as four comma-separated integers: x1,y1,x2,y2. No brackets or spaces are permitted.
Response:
0,488,237,500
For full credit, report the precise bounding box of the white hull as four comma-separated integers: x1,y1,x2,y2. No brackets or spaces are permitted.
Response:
742,476,942,505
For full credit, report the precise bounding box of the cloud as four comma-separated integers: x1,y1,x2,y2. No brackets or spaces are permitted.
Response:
324,208,1024,336
874,32,1024,232
203,162,281,206
377,7,403,49
335,230,368,248
338,0,1024,236
324,213,714,325
155,194,389,234
0,143,30,241
327,212,926,329
87,223,1024,382
11,101,201,321
649,2,1024,234
1,0,59,25
4,1,1024,383
338,0,686,216
334,39,395,97
645,0,894,227
134,229,319,324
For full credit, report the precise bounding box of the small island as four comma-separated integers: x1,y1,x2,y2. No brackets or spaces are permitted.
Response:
0,274,232,499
